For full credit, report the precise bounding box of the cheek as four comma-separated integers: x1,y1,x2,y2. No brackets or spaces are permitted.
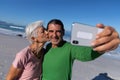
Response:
57,33,63,37
48,33,52,37
38,34,43,39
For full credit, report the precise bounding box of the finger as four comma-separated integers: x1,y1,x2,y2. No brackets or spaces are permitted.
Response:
93,38,120,52
92,30,119,47
96,27,114,39
96,24,105,28
92,36,113,47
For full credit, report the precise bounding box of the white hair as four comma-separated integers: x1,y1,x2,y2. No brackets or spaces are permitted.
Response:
25,20,44,43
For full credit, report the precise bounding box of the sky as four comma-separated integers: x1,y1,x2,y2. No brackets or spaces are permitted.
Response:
0,0,120,33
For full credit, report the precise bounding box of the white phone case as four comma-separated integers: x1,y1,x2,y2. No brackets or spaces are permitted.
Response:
71,23,103,46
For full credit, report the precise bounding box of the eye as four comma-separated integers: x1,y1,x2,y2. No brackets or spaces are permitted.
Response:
38,30,44,33
48,30,53,33
56,30,62,34
41,31,44,33
57,30,62,33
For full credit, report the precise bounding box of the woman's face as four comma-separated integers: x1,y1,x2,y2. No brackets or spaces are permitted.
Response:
35,27,49,43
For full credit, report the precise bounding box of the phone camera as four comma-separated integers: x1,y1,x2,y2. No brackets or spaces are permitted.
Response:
72,40,79,44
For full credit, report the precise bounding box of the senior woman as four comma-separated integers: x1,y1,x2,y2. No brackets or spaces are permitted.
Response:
6,21,49,80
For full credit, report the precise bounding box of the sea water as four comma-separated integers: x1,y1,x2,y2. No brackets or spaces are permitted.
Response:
0,24,120,60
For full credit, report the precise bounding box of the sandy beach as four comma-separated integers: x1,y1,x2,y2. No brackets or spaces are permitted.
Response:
0,34,120,80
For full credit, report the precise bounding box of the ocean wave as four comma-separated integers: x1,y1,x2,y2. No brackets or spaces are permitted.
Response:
0,28,25,37
9,25,24,30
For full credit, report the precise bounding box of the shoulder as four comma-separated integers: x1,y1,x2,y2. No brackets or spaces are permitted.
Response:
15,46,30,60
62,41,75,48
12,46,31,68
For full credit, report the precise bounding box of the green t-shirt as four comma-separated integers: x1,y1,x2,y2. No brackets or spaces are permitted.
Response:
42,41,101,80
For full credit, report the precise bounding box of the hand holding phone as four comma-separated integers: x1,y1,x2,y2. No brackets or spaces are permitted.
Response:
71,23,103,46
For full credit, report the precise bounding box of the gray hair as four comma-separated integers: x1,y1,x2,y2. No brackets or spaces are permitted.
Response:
25,20,44,43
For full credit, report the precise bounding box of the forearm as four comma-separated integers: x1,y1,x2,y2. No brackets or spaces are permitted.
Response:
6,65,22,80
6,75,16,80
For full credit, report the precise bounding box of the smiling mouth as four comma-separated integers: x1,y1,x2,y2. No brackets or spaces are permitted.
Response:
52,38,58,41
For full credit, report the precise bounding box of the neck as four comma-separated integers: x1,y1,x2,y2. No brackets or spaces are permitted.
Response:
30,42,44,58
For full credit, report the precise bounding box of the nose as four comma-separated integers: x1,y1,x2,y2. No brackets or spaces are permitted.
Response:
45,30,48,34
52,31,57,37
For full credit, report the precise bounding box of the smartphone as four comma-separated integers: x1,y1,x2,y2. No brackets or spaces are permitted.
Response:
71,22,103,46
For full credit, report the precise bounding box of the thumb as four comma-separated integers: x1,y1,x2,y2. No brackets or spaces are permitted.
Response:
96,23,105,28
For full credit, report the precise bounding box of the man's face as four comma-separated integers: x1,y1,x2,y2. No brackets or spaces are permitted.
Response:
48,24,64,47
